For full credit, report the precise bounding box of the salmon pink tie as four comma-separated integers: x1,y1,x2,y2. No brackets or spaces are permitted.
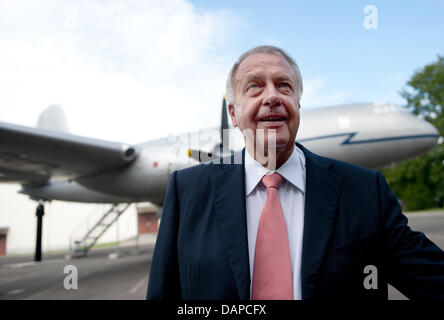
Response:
252,172,293,300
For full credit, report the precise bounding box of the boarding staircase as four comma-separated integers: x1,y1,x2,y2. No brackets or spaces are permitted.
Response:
68,203,131,258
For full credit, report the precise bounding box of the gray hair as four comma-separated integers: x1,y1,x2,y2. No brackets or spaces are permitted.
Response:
225,45,303,106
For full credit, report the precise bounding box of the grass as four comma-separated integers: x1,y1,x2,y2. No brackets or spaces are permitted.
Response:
1,240,124,259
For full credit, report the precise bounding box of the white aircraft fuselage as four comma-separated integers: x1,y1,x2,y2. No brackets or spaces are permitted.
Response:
18,103,439,205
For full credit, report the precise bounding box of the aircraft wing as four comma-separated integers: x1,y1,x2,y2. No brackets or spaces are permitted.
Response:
0,121,138,185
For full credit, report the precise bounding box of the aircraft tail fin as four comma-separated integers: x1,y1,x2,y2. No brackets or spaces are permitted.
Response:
36,105,71,133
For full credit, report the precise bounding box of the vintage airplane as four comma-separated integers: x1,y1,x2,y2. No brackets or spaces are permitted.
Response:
1,99,439,205
0,99,439,259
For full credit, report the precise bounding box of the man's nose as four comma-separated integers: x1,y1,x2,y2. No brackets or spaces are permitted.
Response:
262,86,281,108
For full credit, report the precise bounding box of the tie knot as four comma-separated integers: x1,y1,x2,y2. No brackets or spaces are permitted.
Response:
261,172,283,190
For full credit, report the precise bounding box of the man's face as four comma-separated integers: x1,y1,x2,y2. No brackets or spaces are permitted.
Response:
228,53,301,157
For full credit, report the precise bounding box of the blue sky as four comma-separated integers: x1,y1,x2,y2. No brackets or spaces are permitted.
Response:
191,0,444,107
0,0,443,143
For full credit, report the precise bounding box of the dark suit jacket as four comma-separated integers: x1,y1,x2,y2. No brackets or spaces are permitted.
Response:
147,143,444,300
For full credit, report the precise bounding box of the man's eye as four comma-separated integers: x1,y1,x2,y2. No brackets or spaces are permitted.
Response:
248,83,259,89
280,82,291,89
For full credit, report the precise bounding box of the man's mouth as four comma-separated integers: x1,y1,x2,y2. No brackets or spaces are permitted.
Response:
259,115,286,122
260,117,285,121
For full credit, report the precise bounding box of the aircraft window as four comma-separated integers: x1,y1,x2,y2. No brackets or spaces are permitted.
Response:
373,104,402,115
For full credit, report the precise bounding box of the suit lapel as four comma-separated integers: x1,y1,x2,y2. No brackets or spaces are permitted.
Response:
211,145,343,300
297,143,343,300
211,150,250,300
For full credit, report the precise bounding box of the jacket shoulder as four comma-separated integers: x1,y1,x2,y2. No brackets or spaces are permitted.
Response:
297,142,379,181
327,157,378,180
176,161,222,179
172,161,223,194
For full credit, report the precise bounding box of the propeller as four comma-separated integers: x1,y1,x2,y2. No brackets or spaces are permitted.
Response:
218,95,230,155
188,95,231,162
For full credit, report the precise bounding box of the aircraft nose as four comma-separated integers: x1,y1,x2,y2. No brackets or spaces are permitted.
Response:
408,115,440,154
419,116,439,137
424,119,439,136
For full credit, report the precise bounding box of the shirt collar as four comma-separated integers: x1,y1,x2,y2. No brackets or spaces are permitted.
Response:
244,144,306,197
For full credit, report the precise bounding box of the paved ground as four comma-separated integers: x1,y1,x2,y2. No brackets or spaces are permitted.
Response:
387,210,444,300
0,211,443,300
0,236,155,300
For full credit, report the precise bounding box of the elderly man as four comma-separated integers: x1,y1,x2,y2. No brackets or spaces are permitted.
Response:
147,45,444,300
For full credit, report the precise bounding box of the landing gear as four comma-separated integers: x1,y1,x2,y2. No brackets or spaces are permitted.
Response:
35,201,45,262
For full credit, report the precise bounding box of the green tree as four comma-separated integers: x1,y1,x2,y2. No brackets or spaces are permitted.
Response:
382,54,444,211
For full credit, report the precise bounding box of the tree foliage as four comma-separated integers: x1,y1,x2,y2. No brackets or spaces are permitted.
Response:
382,54,444,211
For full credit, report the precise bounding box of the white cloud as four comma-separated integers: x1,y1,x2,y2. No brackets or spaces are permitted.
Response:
300,76,352,108
0,0,240,143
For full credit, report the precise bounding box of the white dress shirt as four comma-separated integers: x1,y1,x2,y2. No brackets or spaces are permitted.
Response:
244,145,306,300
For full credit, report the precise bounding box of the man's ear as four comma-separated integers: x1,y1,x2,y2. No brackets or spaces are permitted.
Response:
228,103,238,127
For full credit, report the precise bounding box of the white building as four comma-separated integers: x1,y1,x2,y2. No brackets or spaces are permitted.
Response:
0,184,139,256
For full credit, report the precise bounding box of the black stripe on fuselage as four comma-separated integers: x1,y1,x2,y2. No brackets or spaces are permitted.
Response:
297,132,440,145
